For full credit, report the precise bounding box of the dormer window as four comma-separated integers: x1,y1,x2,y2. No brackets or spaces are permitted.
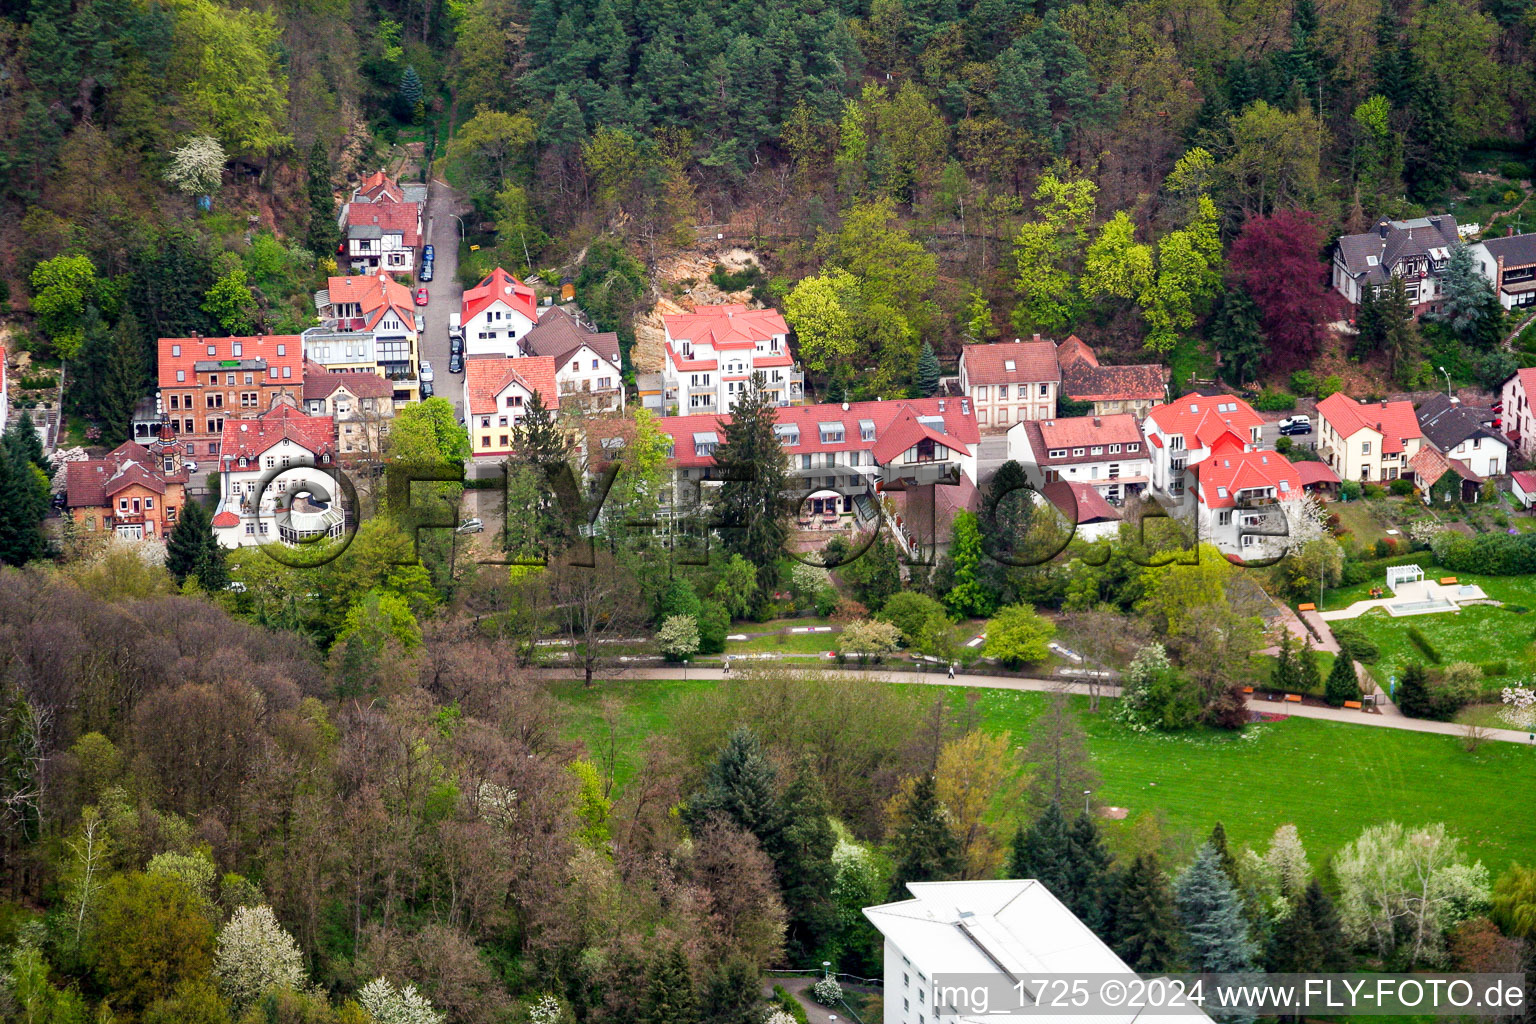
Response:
232,342,242,357
207,344,216,356
1073,447,1086,456
239,457,248,467
819,422,845,444
860,419,876,442
775,424,800,447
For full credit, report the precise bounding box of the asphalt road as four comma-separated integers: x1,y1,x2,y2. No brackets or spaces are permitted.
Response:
419,181,469,412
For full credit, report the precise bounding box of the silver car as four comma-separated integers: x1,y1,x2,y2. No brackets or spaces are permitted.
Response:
419,360,434,383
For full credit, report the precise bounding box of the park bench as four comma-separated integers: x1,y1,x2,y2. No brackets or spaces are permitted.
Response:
1439,577,1457,585
1297,603,1316,611
1284,694,1302,703
1343,700,1362,710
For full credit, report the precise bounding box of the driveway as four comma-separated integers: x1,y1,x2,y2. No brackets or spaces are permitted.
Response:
419,181,470,411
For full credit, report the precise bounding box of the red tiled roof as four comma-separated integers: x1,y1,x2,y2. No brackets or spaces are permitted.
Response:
325,273,415,331
1512,470,1536,494
211,510,240,528
1055,334,1098,368
217,404,335,462
65,441,186,509
1294,461,1341,486
1511,367,1536,395
1408,446,1482,488
157,335,304,390
1316,393,1423,453
662,304,788,350
346,201,419,247
1191,448,1301,509
961,339,1061,386
651,396,979,469
1030,413,1144,455
464,354,558,417
1060,360,1167,403
302,364,393,401
1042,480,1122,525
356,170,403,203
462,268,538,326
1144,392,1263,448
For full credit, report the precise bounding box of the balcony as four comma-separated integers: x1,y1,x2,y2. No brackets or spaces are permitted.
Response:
1235,491,1277,508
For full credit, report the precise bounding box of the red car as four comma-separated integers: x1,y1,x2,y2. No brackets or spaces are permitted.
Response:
414,287,429,306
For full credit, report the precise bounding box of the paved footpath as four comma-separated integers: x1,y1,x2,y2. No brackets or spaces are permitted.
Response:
546,667,1536,746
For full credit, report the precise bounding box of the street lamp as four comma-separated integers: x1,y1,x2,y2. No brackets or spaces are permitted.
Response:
823,962,832,980
1438,365,1452,399
1083,789,1092,816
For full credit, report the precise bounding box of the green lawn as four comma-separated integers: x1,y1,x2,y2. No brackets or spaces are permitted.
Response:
554,678,1536,872
1330,500,1391,548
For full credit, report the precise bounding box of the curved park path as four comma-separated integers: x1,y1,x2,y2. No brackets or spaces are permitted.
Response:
543,666,1536,746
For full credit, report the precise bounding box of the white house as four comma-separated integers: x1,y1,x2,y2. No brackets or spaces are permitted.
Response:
313,273,421,401
864,879,1211,1024
1469,232,1536,310
1500,367,1536,460
1415,393,1508,479
660,303,802,413
1005,413,1149,505
1142,393,1264,503
956,336,1060,431
1040,480,1123,542
210,404,343,548
1332,216,1459,315
520,306,625,413
344,201,421,274
462,268,539,358
1187,434,1305,559
1511,470,1536,508
1315,393,1425,483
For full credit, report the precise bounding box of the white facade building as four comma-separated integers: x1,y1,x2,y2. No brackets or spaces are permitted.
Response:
461,268,539,358
1005,413,1150,504
1142,393,1264,503
210,405,343,548
660,304,802,414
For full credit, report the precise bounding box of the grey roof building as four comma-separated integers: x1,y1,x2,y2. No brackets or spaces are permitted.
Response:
1332,216,1459,314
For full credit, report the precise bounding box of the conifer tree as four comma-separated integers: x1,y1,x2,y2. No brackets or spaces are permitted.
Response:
776,765,838,957
1434,244,1503,349
890,773,962,892
1324,653,1360,707
1396,661,1432,718
3,411,46,471
165,497,226,591
397,65,423,120
684,727,783,849
1176,843,1258,974
714,372,788,597
100,313,148,446
1270,631,1301,692
1112,854,1182,972
916,341,941,396
305,141,338,258
1068,811,1116,932
1298,639,1322,695
1210,287,1266,387
1208,822,1241,885
641,943,698,1024
0,442,48,566
1268,879,1348,973
1009,801,1075,896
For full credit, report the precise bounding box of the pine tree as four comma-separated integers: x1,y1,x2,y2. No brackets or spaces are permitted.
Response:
1353,279,1384,358
1176,843,1258,974
1111,854,1182,972
702,958,762,1024
165,496,226,590
0,443,49,566
1068,811,1116,933
1434,244,1503,349
1208,823,1241,885
304,141,338,258
714,372,788,598
641,943,698,1024
1396,661,1432,717
1270,630,1301,692
1405,72,1462,201
1009,802,1074,895
1324,653,1359,707
1372,0,1410,107
1210,287,1266,387
890,773,962,892
100,313,148,446
1269,879,1348,972
1377,276,1419,380
776,765,838,958
3,412,47,471
1298,639,1322,694
397,65,423,121
916,341,941,396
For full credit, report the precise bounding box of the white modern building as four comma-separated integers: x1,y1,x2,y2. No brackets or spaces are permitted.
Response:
461,268,539,358
865,879,1210,1024
660,304,803,413
1142,393,1264,503
1188,435,1304,558
210,404,344,548
1005,413,1149,505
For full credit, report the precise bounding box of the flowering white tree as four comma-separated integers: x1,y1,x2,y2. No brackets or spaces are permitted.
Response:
527,994,562,1024
763,1012,798,1024
839,618,902,661
812,977,844,1006
1499,685,1536,730
790,560,831,594
357,978,445,1024
164,135,227,196
1240,824,1310,920
214,905,307,1009
656,614,700,661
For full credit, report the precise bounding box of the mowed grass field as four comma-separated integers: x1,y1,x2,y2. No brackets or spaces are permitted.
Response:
553,678,1536,873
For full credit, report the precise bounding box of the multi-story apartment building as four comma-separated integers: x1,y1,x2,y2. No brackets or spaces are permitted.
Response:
1332,216,1460,315
210,404,343,547
64,439,189,541
520,306,626,414
1005,413,1150,504
156,334,305,459
956,336,1060,431
1054,335,1167,419
302,362,396,458
462,268,539,358
1501,367,1536,459
313,273,421,401
660,304,802,414
462,355,559,459
1143,392,1264,502
1188,434,1304,558
1315,393,1424,482
1469,231,1536,310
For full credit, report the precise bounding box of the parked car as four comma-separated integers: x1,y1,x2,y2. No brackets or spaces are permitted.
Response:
420,360,434,383
456,517,484,534
51,493,67,510
423,244,435,262
1278,415,1312,435
414,313,425,333
448,312,462,339
420,379,434,398
449,351,463,374
419,260,434,282
450,334,463,357
414,287,429,306
184,460,198,473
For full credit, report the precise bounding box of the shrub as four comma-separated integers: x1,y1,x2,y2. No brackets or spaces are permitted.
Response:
1480,661,1510,677
1433,531,1536,576
1253,387,1298,411
1500,160,1530,180
1407,625,1441,664
1289,370,1319,396
1275,436,1293,454
1373,538,1397,558
878,591,950,645
1363,484,1387,499
813,586,838,618
1341,481,1363,500
773,986,809,1024
1389,478,1414,496
1331,626,1378,664
812,978,844,1006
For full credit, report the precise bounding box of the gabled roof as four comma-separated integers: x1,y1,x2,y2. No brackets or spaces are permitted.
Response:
302,361,394,401
1511,470,1536,495
324,273,415,331
1294,461,1341,487
218,404,335,463
66,441,187,508
1054,334,1098,368
661,304,788,350
1416,396,1505,452
1409,446,1483,489
960,339,1061,385
1042,479,1122,525
345,201,420,247
1060,360,1167,403
1504,367,1536,398
650,396,979,470
1016,413,1145,466
1335,216,1459,284
355,170,404,203
1316,394,1422,453
158,335,304,389
522,306,622,366
1191,448,1300,509
464,354,558,417
1480,232,1536,269
1144,392,1263,448
462,267,538,326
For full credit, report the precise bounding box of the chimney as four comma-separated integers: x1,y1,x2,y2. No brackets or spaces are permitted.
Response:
1033,333,1042,343
961,398,969,414
1509,226,1516,237
1093,416,1102,427
1379,221,1390,238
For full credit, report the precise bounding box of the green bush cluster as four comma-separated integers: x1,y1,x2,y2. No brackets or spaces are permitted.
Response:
773,985,810,1024
1253,387,1298,411
1433,531,1536,576
1407,626,1441,664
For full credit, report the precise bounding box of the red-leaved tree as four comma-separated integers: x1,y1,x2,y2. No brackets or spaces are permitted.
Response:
1227,211,1331,372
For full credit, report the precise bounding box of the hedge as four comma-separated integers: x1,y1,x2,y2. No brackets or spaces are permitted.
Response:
1331,626,1379,664
773,986,809,1024
1432,531,1536,576
1340,550,1435,586
1407,626,1442,664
